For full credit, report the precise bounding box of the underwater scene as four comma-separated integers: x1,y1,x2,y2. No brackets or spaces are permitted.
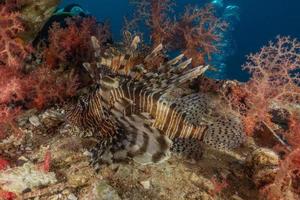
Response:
0,0,299,199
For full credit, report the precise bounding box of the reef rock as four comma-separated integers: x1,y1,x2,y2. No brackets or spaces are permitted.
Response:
245,148,280,187
0,162,57,193
18,0,61,42
92,181,121,200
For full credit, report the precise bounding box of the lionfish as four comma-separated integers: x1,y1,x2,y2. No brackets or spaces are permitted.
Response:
66,35,245,167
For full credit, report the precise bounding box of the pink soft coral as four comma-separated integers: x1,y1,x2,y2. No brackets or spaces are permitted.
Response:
28,66,78,109
171,5,227,66
0,4,29,68
45,17,111,68
286,112,300,150
242,36,300,135
0,3,79,138
129,1,226,66
0,3,31,105
261,148,300,200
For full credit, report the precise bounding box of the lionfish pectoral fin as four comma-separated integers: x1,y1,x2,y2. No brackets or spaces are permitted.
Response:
112,112,172,165
168,65,210,89
112,97,136,116
82,62,103,84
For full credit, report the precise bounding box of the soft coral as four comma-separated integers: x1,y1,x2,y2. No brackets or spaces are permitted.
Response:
0,3,31,138
242,36,300,135
45,17,111,68
129,1,226,66
0,3,30,68
261,148,300,200
171,5,227,66
0,3,31,104
0,3,80,138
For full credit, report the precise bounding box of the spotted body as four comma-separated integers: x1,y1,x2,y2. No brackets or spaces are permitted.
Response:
66,36,245,166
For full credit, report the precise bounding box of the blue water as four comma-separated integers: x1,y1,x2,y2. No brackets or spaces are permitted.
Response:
60,0,300,81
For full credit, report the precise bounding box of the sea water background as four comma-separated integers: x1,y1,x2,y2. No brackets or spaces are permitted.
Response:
60,0,300,81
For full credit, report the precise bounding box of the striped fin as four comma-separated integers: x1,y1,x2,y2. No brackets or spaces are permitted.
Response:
90,111,172,166
89,36,144,78
116,113,172,165
166,54,185,66
130,35,141,50
64,89,117,139
141,64,209,92
110,99,171,164
144,44,163,63
164,65,209,91
91,36,101,58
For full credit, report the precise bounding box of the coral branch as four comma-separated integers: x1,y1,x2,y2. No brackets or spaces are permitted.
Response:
0,4,30,69
172,5,227,66
128,1,226,66
46,17,111,68
242,36,300,135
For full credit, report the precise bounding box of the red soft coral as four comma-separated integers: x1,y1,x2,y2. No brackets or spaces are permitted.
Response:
261,148,300,200
285,111,300,151
171,5,227,66
45,17,111,68
0,3,80,139
242,36,300,135
0,157,9,171
28,66,78,109
0,3,31,105
0,190,16,200
0,3,30,68
0,3,30,138
132,0,173,46
0,68,23,104
129,1,226,66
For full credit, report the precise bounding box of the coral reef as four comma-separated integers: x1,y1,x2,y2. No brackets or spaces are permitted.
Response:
45,17,111,68
198,36,300,199
242,36,300,135
261,148,300,200
0,162,57,193
18,0,61,42
128,1,227,66
0,0,299,199
0,2,109,137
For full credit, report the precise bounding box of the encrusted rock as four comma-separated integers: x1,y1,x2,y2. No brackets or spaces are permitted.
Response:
29,115,41,127
189,173,215,192
245,148,279,172
140,180,151,189
0,163,57,193
252,167,279,188
186,191,214,200
245,148,280,187
92,181,121,200
19,0,61,42
66,163,94,188
40,108,64,128
67,193,78,200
